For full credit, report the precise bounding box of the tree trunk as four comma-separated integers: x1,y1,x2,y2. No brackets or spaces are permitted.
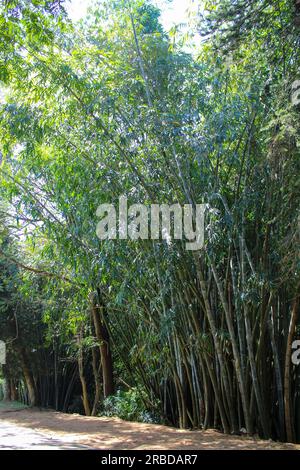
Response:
90,291,114,398
284,295,299,443
77,342,91,416
10,380,18,401
269,305,285,441
18,347,36,407
91,346,101,416
3,378,10,401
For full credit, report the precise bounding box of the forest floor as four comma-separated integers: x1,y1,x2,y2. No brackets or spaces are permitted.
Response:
0,402,299,450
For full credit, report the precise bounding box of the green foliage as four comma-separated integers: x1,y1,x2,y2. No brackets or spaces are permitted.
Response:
102,388,161,424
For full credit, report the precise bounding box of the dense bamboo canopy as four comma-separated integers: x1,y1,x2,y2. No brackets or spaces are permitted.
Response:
0,0,300,443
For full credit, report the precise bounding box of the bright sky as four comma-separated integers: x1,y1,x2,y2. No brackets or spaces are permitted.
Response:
65,0,193,31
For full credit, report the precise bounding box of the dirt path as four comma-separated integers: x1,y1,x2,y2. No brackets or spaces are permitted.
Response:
0,405,299,450
0,420,92,450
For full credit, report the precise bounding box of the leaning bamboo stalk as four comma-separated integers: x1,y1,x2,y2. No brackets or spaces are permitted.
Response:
240,235,270,437
195,255,237,433
209,256,252,434
269,303,285,441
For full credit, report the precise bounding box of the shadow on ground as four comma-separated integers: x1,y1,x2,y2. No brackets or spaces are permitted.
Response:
0,404,299,450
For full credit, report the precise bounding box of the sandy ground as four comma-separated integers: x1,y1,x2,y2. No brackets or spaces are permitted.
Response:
0,404,299,450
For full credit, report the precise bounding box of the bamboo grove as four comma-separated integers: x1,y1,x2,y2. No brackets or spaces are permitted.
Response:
0,0,300,443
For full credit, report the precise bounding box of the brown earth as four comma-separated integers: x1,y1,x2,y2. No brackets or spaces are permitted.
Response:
0,404,299,450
